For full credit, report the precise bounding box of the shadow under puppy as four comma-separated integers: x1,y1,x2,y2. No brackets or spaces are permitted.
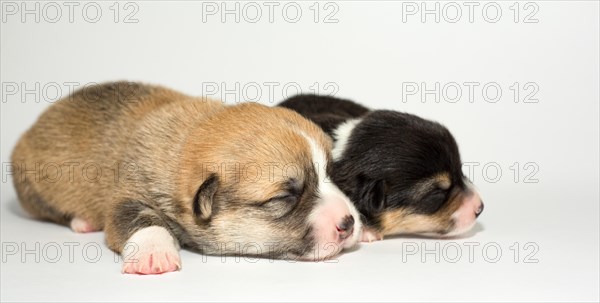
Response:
11,82,361,274
279,95,483,242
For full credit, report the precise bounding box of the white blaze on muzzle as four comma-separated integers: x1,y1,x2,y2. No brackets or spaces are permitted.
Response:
446,180,483,237
300,132,362,260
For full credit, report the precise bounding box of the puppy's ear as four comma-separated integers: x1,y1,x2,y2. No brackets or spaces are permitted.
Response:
369,179,387,212
357,175,387,214
193,174,219,220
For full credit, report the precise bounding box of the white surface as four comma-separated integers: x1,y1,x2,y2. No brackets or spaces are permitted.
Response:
1,1,598,302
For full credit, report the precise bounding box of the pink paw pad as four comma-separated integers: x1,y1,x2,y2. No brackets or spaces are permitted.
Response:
70,218,98,233
122,252,181,275
121,226,182,275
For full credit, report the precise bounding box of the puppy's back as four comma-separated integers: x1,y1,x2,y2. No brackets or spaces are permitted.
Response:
11,82,223,229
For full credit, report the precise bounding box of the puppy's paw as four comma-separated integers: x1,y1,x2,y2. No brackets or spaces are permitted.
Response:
361,228,383,243
70,217,98,233
122,251,181,275
121,226,181,275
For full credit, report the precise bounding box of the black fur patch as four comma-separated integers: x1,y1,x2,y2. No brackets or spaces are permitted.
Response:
193,174,219,221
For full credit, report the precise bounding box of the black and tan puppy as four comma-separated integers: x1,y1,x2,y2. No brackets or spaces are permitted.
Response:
11,82,362,274
279,95,483,242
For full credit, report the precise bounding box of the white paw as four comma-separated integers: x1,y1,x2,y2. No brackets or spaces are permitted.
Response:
70,217,98,233
361,228,383,243
121,226,181,275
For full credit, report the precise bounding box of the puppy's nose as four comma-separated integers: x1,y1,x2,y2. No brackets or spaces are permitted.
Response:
475,201,484,218
336,215,355,239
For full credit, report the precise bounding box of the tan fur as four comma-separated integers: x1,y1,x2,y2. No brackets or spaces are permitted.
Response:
11,82,334,258
433,173,451,190
12,83,191,228
409,173,452,201
379,175,464,236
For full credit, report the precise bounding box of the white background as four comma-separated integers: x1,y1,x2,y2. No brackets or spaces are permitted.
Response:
1,1,599,302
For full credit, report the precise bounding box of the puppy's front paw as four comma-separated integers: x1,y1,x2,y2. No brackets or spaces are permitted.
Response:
361,228,383,243
122,250,181,275
121,226,181,275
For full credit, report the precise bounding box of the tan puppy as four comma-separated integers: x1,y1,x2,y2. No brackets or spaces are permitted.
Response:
11,82,362,274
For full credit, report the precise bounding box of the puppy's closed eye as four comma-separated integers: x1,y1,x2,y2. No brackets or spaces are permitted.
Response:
259,192,300,219
266,194,298,205
256,178,304,205
416,189,447,214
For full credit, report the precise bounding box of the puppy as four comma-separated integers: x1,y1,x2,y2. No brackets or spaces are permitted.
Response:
10,82,361,274
279,94,483,242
